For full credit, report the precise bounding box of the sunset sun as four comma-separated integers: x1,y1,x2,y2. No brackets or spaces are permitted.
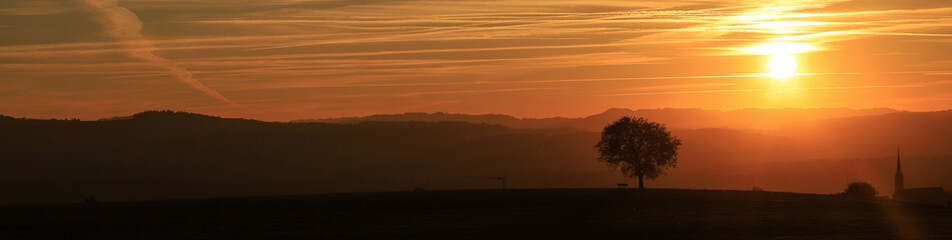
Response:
747,42,814,80
769,54,797,79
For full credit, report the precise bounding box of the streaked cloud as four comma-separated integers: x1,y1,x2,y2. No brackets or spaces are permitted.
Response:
2,0,952,120
72,0,242,108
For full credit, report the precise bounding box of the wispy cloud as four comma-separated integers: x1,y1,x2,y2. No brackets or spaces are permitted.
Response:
72,0,243,108
3,0,952,120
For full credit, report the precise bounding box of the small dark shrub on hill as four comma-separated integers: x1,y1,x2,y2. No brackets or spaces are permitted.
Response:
842,181,878,199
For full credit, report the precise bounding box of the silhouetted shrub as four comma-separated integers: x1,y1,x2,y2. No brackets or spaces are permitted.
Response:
752,186,763,192
843,181,878,199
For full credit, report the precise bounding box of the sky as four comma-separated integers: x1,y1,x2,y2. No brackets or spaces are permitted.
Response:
2,0,952,121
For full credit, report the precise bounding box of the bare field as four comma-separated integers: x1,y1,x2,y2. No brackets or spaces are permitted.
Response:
2,189,951,239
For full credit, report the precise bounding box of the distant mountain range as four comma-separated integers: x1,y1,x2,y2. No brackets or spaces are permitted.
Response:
292,108,899,131
2,108,950,205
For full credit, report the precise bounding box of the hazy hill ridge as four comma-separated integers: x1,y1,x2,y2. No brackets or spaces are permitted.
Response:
2,109,951,205
293,108,898,131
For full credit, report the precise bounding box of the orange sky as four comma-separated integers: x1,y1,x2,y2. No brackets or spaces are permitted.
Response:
2,0,952,121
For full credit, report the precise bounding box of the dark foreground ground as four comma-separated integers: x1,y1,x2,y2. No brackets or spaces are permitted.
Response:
2,189,951,239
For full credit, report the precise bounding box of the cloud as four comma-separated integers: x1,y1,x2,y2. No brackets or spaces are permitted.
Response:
72,0,243,108
5,0,952,120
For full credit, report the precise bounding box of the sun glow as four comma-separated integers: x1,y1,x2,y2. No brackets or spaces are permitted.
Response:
746,42,815,80
768,54,796,79
747,42,815,55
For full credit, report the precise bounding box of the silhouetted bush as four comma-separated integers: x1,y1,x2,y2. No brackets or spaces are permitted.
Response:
843,181,878,199
752,186,763,192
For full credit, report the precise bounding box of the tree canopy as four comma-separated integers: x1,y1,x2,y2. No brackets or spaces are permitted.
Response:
595,116,681,189
843,181,878,199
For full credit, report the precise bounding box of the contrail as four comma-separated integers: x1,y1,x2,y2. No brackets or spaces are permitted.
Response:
74,0,243,108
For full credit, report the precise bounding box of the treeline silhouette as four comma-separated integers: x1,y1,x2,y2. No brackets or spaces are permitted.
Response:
1,111,514,203
2,109,952,204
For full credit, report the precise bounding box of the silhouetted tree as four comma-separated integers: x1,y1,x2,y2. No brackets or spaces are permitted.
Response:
595,116,681,189
843,181,878,199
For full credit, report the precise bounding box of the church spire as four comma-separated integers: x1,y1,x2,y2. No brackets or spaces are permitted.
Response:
897,146,902,172
895,145,904,194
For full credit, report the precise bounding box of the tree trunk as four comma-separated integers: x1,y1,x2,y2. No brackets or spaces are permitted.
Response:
638,175,644,189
